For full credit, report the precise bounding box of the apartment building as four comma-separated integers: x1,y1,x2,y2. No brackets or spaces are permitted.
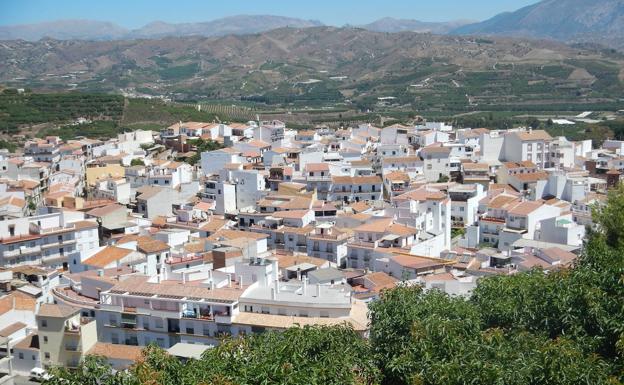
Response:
306,224,349,266
0,210,99,269
448,184,486,228
329,175,382,204
502,129,553,168
37,303,97,369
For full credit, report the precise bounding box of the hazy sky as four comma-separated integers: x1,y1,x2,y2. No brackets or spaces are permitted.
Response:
0,0,538,27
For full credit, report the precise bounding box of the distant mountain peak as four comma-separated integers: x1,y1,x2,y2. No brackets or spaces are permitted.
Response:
452,0,624,49
361,17,474,34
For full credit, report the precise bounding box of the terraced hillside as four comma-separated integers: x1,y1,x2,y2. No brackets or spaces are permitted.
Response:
0,27,623,112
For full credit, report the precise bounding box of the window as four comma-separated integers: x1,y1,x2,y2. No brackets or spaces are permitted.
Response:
18,353,23,360
186,326,194,334
44,352,50,360
43,336,48,344
40,320,47,328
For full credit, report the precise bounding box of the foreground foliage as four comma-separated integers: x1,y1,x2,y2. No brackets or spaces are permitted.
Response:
46,186,624,385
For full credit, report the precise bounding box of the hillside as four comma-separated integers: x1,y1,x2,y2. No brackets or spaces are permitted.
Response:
0,27,623,112
453,0,624,49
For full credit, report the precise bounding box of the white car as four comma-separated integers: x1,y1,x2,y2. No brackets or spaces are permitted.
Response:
29,367,52,382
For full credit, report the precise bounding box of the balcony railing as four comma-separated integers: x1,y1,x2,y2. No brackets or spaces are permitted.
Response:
306,175,331,182
64,344,80,352
3,249,20,258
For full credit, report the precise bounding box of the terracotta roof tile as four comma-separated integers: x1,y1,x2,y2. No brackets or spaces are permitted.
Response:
514,130,552,141
37,303,79,318
354,218,393,233
87,342,143,362
508,201,544,216
82,246,133,268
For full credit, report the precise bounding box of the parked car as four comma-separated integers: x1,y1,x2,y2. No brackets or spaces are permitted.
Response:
30,367,52,382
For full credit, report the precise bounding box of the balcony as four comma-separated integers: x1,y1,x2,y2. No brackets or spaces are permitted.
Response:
181,310,215,321
307,175,331,182
502,227,527,235
64,344,81,352
3,249,20,258
391,185,405,192
215,313,232,324
350,240,377,248
64,318,91,334
19,245,42,255
480,216,506,224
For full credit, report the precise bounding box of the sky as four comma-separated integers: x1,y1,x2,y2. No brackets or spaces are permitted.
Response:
0,0,539,28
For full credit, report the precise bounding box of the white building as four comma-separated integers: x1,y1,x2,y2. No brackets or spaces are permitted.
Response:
0,210,99,269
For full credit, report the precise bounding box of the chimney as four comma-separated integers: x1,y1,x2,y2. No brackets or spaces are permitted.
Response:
182,273,186,284
227,274,232,287
238,275,243,288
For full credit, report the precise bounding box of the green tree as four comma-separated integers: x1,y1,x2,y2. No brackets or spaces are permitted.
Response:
45,355,138,385
592,182,624,249
130,158,145,166
436,175,450,183
187,138,225,165
526,116,541,129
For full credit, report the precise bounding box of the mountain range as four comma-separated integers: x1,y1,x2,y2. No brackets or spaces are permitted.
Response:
360,17,473,34
0,15,324,41
452,0,624,49
0,15,471,41
1,0,624,49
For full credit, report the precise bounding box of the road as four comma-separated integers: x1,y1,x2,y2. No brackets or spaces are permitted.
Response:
14,375,39,385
